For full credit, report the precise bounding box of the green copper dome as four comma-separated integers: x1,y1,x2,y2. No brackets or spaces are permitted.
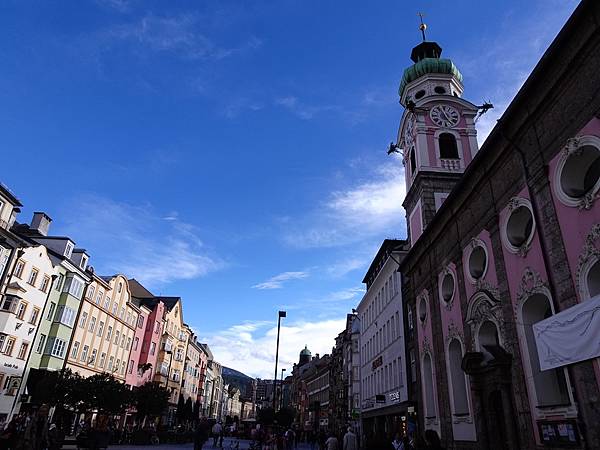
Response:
398,57,463,99
300,345,311,356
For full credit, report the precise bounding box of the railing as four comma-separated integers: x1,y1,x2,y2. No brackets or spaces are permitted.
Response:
440,158,461,171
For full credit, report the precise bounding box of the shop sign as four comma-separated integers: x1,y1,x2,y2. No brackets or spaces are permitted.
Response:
371,356,383,371
388,391,400,403
375,394,386,403
538,420,579,446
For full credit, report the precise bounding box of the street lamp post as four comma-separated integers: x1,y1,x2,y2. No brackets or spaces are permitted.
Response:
272,310,286,410
280,368,286,410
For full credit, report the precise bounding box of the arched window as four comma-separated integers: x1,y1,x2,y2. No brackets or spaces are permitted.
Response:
410,149,416,174
478,320,500,362
448,339,469,415
522,294,570,407
439,133,459,159
423,353,436,418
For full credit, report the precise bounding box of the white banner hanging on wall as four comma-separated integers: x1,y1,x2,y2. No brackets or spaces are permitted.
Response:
533,294,600,371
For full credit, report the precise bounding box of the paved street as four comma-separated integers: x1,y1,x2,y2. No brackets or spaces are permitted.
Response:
107,439,313,450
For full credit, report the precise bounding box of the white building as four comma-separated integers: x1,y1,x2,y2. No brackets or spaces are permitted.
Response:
356,239,409,441
0,244,56,422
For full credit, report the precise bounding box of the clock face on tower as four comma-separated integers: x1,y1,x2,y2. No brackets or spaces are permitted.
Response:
430,104,460,128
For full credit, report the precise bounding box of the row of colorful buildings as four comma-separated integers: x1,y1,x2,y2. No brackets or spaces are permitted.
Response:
290,2,600,449
0,187,234,426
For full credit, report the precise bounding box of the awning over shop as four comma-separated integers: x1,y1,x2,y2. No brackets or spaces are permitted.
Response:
533,294,600,371
361,402,409,419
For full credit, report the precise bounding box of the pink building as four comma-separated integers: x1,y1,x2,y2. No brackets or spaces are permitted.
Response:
129,279,165,386
395,2,600,449
126,301,152,387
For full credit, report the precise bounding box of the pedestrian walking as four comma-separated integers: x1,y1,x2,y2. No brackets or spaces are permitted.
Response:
23,404,50,450
213,421,223,447
284,428,295,450
424,430,445,450
392,433,404,450
342,427,358,450
325,432,339,450
194,419,210,450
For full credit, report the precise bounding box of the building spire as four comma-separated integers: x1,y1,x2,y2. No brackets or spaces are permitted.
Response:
417,12,427,42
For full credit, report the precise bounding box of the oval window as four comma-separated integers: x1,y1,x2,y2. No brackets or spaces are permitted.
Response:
587,260,600,298
441,273,455,303
506,206,534,247
434,86,446,94
468,246,487,280
418,297,427,322
415,90,426,100
560,145,600,198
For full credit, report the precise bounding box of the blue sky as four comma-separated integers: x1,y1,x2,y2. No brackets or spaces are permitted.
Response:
1,0,578,377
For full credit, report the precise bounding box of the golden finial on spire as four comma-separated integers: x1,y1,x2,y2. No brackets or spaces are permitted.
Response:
417,12,427,41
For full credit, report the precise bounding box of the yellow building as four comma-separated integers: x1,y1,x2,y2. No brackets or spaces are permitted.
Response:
65,274,139,382
152,297,189,423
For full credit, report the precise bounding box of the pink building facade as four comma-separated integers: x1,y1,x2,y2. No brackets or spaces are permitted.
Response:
397,2,600,449
129,279,165,386
126,302,152,387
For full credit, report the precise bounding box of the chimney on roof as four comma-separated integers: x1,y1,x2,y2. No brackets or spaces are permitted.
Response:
31,212,52,236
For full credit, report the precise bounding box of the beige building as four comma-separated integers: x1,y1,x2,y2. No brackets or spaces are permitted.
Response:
152,297,189,423
182,333,202,403
65,274,139,382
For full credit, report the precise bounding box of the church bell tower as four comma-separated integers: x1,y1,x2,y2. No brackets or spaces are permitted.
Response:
397,20,480,245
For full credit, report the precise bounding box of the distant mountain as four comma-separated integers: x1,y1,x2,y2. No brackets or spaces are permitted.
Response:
222,367,254,398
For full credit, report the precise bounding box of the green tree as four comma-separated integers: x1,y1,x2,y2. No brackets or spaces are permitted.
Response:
275,407,296,428
193,399,201,422
133,382,170,422
82,373,132,414
176,393,185,424
257,407,275,425
184,397,193,423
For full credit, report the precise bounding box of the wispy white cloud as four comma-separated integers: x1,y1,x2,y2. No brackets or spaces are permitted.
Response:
326,257,368,278
57,194,223,288
95,0,133,13
102,13,262,61
274,96,338,120
221,97,264,119
326,286,365,301
201,318,346,378
252,271,309,290
466,1,579,144
283,158,407,248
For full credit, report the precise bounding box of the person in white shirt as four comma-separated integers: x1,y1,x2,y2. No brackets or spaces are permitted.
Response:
212,422,223,447
343,427,358,450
